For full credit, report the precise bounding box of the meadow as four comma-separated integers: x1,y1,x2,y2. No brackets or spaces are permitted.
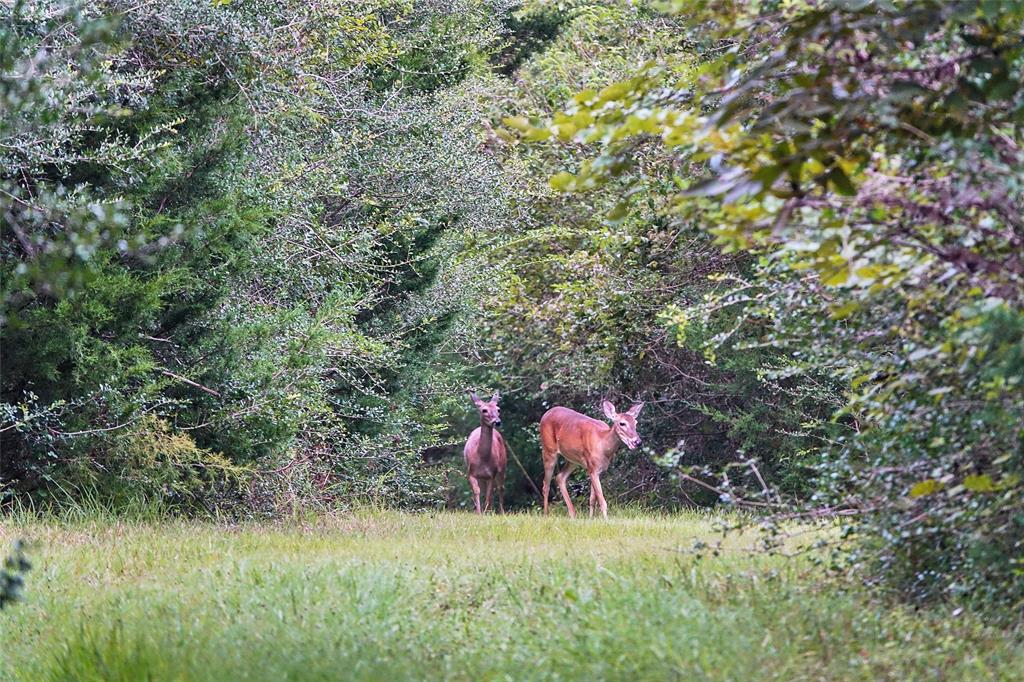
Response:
2,511,1021,681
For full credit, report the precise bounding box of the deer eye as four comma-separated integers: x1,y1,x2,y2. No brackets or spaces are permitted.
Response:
619,421,626,426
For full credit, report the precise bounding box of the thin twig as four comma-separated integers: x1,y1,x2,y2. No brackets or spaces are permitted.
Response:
159,368,220,397
504,442,541,499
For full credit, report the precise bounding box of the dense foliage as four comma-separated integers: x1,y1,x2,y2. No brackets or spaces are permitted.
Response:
2,0,1021,616
513,0,1023,612
2,0,518,511
467,4,831,507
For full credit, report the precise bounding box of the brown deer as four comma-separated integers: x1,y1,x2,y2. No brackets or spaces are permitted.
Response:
463,390,507,514
539,399,644,518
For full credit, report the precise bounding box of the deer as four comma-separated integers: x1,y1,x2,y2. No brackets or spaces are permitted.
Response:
463,390,507,514
539,399,644,519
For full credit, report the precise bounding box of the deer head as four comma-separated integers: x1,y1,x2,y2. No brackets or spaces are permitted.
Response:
601,399,644,449
469,390,502,428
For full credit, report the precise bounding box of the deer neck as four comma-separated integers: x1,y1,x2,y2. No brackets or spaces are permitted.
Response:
477,420,494,460
599,424,621,460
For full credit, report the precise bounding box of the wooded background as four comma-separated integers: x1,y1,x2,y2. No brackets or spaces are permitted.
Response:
2,0,1021,616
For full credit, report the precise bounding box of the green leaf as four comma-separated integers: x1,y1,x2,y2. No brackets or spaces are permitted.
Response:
827,167,856,196
606,202,629,224
752,164,785,191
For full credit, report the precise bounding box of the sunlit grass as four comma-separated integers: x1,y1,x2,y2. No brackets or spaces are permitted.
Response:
1,511,1020,680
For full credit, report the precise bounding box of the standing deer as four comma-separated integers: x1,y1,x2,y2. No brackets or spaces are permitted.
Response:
539,399,644,518
463,390,507,514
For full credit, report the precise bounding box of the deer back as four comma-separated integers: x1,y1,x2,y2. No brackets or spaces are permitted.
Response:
540,406,618,471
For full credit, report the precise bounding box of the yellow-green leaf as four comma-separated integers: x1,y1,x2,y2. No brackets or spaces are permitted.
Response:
851,373,872,389
502,116,530,131
525,127,553,142
550,172,576,192
598,81,630,102
822,267,850,287
910,479,943,497
830,302,860,319
963,474,995,492
573,89,598,104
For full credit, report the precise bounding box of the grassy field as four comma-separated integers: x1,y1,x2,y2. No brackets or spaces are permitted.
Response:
1,511,1021,681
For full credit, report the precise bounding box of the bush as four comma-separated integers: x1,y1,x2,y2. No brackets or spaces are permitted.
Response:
54,416,245,513
0,541,31,609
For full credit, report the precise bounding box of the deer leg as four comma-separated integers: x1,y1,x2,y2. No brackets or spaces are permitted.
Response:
497,471,505,514
589,480,597,518
541,449,557,515
484,478,494,513
556,462,578,518
469,475,482,514
590,471,608,519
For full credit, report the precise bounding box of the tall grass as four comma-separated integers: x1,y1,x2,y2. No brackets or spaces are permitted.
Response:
1,512,1020,680
3,483,176,524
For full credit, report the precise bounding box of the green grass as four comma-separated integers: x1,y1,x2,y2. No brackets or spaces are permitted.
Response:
1,511,1020,681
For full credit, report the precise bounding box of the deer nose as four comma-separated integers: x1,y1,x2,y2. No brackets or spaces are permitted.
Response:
492,419,502,427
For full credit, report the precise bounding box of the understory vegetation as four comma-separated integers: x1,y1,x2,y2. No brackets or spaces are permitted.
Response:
2,0,1022,628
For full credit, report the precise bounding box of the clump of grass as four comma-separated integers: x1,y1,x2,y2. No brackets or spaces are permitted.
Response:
1,512,1020,680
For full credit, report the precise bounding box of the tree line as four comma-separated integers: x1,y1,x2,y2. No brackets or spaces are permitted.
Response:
2,1,1021,615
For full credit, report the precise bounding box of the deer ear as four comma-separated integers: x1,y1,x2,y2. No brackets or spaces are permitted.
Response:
469,390,483,407
601,399,617,420
490,390,500,404
627,402,645,417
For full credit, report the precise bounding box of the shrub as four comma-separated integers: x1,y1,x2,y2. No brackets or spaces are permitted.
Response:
57,416,245,513
0,541,31,610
